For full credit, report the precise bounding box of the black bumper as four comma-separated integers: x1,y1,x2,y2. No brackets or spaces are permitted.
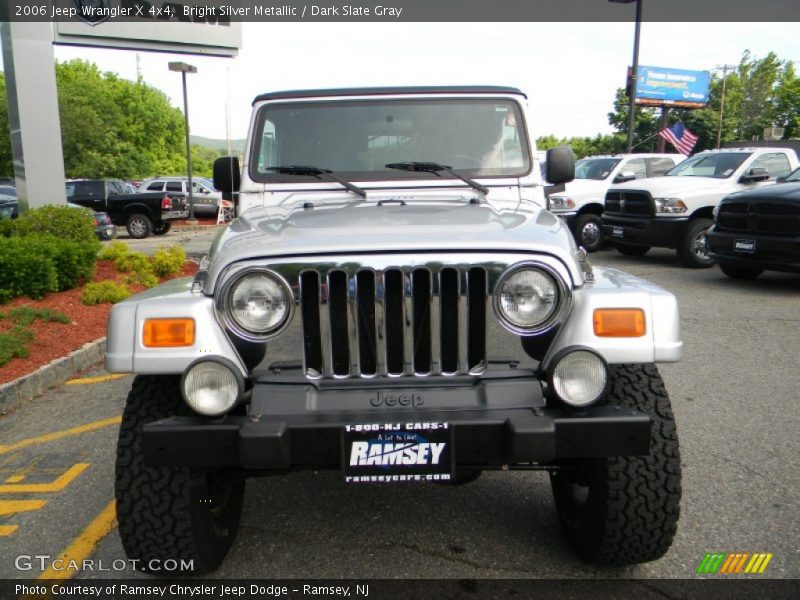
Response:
142,375,651,470
602,215,689,248
707,227,800,273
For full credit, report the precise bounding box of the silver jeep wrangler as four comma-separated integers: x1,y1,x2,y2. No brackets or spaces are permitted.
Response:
108,86,683,573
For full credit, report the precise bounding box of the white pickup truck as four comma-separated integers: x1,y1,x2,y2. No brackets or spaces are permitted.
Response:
602,147,799,267
547,153,685,252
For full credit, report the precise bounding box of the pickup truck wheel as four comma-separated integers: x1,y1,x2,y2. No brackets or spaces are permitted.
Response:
126,214,153,239
115,375,245,575
678,218,714,268
615,243,650,257
719,263,763,279
575,214,604,252
549,364,681,565
153,222,172,235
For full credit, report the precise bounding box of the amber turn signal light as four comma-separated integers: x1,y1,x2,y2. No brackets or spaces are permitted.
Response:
143,318,195,347
593,309,645,337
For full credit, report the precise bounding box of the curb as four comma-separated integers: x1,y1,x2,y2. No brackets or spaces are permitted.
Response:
171,223,226,233
0,337,108,415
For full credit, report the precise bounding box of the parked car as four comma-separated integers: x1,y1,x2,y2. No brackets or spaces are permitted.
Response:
0,198,18,220
0,185,17,203
66,179,188,239
707,166,800,278
138,176,221,217
547,154,685,252
67,202,117,241
602,147,800,267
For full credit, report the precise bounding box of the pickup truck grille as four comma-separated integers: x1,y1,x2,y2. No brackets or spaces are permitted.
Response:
605,191,654,217
299,266,487,378
717,201,800,236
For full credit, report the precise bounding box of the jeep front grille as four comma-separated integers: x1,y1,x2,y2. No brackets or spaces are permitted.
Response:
299,267,487,378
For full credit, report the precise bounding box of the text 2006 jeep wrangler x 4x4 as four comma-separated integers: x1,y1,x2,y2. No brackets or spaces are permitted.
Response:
107,87,683,573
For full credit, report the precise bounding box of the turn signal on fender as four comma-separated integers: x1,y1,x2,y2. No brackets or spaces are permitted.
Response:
593,309,645,337
143,318,195,347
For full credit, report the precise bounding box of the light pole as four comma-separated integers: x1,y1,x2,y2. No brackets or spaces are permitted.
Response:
169,61,198,222
714,64,736,149
610,0,643,153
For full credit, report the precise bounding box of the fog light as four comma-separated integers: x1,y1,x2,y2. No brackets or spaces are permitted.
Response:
181,359,243,416
550,349,607,407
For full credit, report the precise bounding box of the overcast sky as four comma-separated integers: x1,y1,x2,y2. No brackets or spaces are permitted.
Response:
42,21,800,141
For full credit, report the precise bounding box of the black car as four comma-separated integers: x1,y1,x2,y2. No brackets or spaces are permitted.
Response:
67,203,118,241
707,167,800,278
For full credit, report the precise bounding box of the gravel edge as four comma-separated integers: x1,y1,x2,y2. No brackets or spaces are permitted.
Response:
0,337,107,415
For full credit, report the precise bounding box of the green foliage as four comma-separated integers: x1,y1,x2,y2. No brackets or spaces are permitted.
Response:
191,144,226,178
5,306,71,327
27,235,98,291
125,271,159,289
0,238,59,302
0,217,16,238
151,245,186,278
0,326,35,367
81,281,132,305
97,240,131,262
115,251,151,274
14,205,98,244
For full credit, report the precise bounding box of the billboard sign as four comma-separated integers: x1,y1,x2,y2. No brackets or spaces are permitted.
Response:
635,66,710,108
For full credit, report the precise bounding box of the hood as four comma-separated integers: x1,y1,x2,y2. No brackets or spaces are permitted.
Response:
557,177,612,200
610,175,729,197
723,181,800,203
204,200,582,289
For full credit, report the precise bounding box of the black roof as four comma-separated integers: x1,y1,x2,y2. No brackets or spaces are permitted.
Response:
252,86,526,105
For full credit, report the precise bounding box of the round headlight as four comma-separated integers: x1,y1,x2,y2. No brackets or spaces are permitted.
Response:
497,267,560,331
228,272,290,336
551,349,607,407
182,360,242,416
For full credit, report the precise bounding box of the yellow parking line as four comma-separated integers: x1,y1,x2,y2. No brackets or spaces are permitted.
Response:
5,475,25,483
0,463,89,493
65,373,129,385
0,525,19,536
0,417,122,455
38,500,117,581
0,499,48,516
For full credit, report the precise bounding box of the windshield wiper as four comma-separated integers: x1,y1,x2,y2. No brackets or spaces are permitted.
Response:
385,162,490,195
266,166,367,198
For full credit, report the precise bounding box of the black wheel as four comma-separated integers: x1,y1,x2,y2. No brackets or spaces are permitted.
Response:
719,263,762,280
126,214,153,239
678,218,714,268
615,243,650,257
153,222,172,235
550,364,681,565
574,213,605,252
115,375,244,575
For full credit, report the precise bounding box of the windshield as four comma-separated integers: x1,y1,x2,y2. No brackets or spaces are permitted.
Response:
574,158,621,180
666,152,751,178
251,98,531,182
0,186,16,197
785,167,800,182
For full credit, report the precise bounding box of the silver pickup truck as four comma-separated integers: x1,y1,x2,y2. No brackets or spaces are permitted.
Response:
107,86,683,574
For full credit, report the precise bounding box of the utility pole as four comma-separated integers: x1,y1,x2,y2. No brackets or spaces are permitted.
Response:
169,61,198,222
715,64,736,149
610,0,644,153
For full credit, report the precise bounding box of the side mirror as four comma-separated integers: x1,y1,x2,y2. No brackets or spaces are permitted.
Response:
213,156,241,194
740,167,769,183
545,146,575,185
614,171,637,184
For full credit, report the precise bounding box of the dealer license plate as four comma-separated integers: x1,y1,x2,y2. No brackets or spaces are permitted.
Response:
734,239,756,253
342,422,453,483
612,226,624,238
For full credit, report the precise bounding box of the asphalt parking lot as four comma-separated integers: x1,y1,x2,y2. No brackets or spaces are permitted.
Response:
1,243,798,580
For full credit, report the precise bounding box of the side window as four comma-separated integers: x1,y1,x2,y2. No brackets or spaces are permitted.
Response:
147,182,164,191
624,158,648,180
165,181,183,192
749,153,792,180
646,157,677,177
74,182,100,197
107,181,122,195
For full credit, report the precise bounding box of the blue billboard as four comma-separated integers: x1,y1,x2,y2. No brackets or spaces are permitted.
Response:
635,66,711,107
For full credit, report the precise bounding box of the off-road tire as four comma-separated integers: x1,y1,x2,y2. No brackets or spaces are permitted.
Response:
678,218,714,268
575,213,605,253
126,214,153,239
115,375,245,575
550,364,681,565
153,222,172,235
719,263,762,280
615,243,650,257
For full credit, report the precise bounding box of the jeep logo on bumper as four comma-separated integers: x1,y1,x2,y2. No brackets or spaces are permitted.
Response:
369,392,424,408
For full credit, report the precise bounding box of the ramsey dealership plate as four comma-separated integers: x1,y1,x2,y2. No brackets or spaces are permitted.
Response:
612,226,624,238
342,422,453,483
734,239,756,253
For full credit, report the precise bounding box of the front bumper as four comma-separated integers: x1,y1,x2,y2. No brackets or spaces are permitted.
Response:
95,224,117,240
602,215,689,248
707,227,800,273
142,374,651,470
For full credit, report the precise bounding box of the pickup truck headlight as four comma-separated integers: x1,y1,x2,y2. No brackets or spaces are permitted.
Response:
548,196,575,211
495,265,567,334
225,270,291,338
653,197,688,214
712,204,720,219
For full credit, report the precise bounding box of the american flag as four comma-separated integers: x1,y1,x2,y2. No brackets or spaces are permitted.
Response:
658,123,699,156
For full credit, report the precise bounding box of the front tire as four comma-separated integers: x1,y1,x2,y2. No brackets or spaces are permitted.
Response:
719,263,762,279
678,218,714,268
550,364,681,565
126,214,153,239
115,375,245,575
615,243,650,257
575,213,605,253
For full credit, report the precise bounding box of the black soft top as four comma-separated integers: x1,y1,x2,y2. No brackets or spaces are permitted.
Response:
252,86,526,105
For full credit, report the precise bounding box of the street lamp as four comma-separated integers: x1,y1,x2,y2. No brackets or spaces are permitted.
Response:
169,61,198,222
610,0,643,153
